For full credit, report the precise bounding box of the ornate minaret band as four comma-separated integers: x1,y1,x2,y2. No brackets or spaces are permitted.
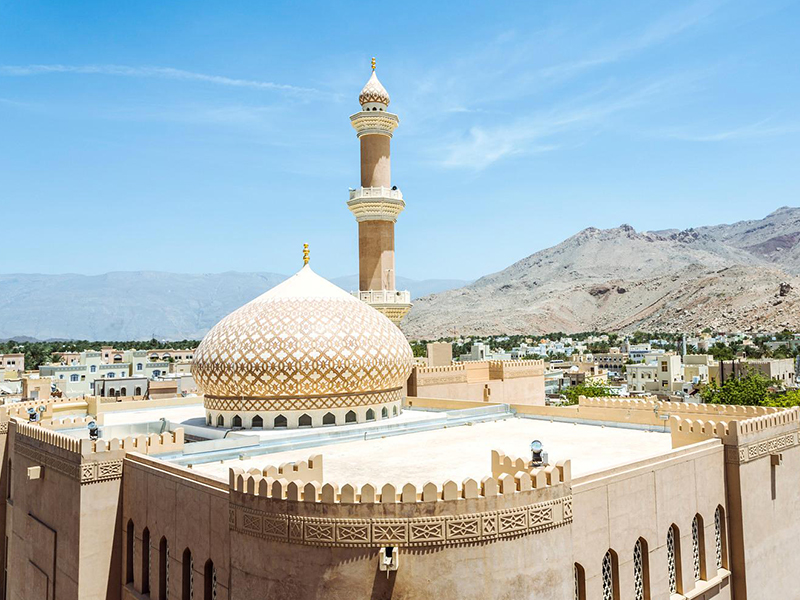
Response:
348,59,412,323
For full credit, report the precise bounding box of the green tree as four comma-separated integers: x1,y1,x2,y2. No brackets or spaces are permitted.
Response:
700,371,774,406
563,382,612,405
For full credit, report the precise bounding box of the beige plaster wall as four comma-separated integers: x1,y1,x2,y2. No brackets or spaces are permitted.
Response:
122,454,231,600
572,440,731,600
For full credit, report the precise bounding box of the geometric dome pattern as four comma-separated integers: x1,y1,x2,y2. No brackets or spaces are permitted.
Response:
192,265,413,406
359,71,390,107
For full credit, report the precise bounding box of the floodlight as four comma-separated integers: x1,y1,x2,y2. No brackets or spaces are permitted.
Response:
530,439,545,466
87,420,99,441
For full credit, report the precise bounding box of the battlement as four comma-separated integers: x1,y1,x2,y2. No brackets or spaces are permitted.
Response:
79,428,185,458
14,420,82,453
40,415,104,431
491,449,572,483
670,416,734,447
229,451,569,504
732,407,799,439
578,395,781,418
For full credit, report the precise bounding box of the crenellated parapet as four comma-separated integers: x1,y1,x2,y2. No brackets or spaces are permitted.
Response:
228,452,572,548
489,360,545,380
579,395,782,419
670,407,800,464
10,419,185,485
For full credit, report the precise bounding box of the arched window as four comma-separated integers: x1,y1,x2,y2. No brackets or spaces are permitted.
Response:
121,387,127,396
274,415,287,428
159,536,169,600
142,527,151,594
573,563,586,600
70,374,79,382
393,406,398,416
366,408,375,421
692,514,706,581
126,519,134,584
137,363,143,371
715,506,727,570
182,548,193,600
207,414,212,426
251,415,263,428
381,407,388,419
153,370,161,377
667,524,682,594
108,372,116,379
601,549,620,600
91,365,97,373
204,559,216,600
232,415,242,428
633,538,650,600
216,415,224,427
322,412,335,425
135,387,142,396
345,410,356,423
298,414,312,427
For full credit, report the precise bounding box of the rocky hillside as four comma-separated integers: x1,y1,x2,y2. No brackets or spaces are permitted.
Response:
402,207,800,338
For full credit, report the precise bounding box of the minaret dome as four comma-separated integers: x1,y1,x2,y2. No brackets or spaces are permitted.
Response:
359,59,390,111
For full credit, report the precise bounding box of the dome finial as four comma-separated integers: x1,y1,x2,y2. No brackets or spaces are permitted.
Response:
371,57,376,71
303,243,309,266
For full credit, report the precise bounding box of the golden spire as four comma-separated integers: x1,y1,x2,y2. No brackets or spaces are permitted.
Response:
303,243,310,266
371,57,376,71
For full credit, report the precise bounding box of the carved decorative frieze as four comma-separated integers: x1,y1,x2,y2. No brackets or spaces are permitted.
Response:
15,438,123,485
725,432,798,464
231,496,571,548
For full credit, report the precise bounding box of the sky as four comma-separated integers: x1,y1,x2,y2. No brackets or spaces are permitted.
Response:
1,0,799,281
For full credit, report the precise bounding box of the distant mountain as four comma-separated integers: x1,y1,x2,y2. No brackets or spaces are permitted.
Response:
0,271,468,341
402,207,800,338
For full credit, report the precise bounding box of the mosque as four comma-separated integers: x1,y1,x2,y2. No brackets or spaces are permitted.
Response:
1,61,799,600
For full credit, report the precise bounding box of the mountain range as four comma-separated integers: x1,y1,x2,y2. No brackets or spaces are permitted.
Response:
0,273,468,341
402,207,800,338
3,207,799,341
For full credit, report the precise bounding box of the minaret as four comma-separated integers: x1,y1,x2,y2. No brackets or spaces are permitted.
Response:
348,58,412,323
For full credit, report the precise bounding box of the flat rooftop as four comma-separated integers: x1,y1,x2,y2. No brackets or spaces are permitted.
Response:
191,417,672,487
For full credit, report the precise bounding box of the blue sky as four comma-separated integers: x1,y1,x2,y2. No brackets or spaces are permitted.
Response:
1,0,798,280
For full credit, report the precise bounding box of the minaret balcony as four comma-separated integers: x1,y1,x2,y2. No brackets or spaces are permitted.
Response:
351,289,411,305
350,111,399,138
347,186,405,222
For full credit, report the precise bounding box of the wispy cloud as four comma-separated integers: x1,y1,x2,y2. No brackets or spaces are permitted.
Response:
539,0,728,81
438,77,684,170
0,64,323,96
659,117,800,141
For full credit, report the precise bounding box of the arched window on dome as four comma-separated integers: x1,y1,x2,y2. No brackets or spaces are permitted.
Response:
323,413,335,425
274,415,287,428
366,408,375,421
232,415,242,428
393,406,398,417
298,414,312,427
207,414,212,426
251,415,263,428
381,407,388,419
345,410,357,423
216,415,224,428
182,548,193,600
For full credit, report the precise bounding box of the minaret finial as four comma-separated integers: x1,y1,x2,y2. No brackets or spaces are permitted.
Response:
303,243,309,266
371,57,376,71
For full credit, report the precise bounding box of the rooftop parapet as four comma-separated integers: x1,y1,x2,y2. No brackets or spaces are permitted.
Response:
579,395,781,418
79,428,184,458
229,452,570,504
13,420,82,453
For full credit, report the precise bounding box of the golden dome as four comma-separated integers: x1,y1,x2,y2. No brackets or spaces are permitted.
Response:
359,70,390,107
192,265,413,408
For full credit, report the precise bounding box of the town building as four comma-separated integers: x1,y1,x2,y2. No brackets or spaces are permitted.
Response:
0,353,24,374
710,358,796,387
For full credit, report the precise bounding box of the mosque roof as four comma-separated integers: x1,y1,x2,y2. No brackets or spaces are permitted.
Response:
191,262,413,403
